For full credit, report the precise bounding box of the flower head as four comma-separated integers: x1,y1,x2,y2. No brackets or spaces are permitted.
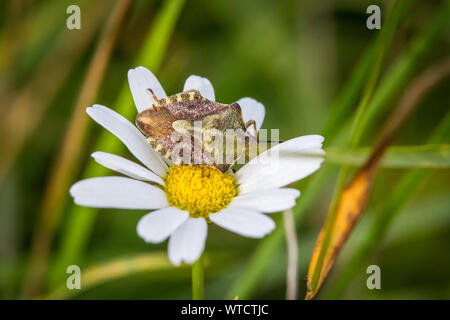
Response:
70,66,325,266
165,165,237,219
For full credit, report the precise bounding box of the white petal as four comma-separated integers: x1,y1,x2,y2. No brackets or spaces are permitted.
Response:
183,75,215,101
229,188,300,213
92,151,165,185
236,135,325,194
137,207,189,243
86,104,168,177
237,97,265,132
209,208,275,238
70,177,168,209
168,218,207,266
128,66,167,112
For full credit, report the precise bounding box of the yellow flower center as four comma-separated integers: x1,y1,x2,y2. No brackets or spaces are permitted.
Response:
165,165,237,218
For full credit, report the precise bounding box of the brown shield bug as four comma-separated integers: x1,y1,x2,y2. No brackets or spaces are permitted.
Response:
135,89,259,172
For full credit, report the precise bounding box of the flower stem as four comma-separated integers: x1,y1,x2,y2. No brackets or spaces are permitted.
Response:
192,254,204,300
283,209,298,300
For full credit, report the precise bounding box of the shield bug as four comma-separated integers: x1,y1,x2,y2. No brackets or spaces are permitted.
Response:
135,89,259,172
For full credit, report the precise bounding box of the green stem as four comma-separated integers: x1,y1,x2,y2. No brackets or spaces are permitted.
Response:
192,254,204,300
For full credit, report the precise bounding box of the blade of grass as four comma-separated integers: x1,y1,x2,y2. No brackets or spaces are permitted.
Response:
271,143,450,168
0,0,78,76
324,144,450,168
42,250,233,300
323,110,450,299
297,0,450,222
226,0,416,299
358,0,450,141
48,0,186,290
42,252,185,300
0,1,109,183
321,0,414,139
306,57,450,299
328,0,412,214
223,189,450,300
20,0,133,299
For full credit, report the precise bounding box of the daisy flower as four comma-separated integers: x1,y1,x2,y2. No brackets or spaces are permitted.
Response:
70,66,325,266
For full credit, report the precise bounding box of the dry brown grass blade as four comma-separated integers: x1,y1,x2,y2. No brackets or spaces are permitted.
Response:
21,0,132,299
40,252,183,300
0,1,110,183
305,57,450,300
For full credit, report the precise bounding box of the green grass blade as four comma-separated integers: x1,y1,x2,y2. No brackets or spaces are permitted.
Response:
48,0,186,290
307,0,450,296
324,144,450,168
323,0,415,140
307,6,398,291
44,252,178,300
323,110,450,298
229,0,409,299
226,0,447,299
359,0,450,140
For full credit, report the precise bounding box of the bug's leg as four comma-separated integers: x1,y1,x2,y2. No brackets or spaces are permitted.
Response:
245,120,258,139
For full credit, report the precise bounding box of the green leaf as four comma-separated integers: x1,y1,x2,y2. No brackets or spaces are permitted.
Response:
324,144,450,168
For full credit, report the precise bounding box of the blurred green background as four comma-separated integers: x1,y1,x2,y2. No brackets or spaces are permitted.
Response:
0,0,449,299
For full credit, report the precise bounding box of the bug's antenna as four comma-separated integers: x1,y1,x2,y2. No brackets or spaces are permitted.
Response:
147,88,159,102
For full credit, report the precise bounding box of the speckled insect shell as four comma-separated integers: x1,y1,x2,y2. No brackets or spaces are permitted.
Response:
136,90,255,172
